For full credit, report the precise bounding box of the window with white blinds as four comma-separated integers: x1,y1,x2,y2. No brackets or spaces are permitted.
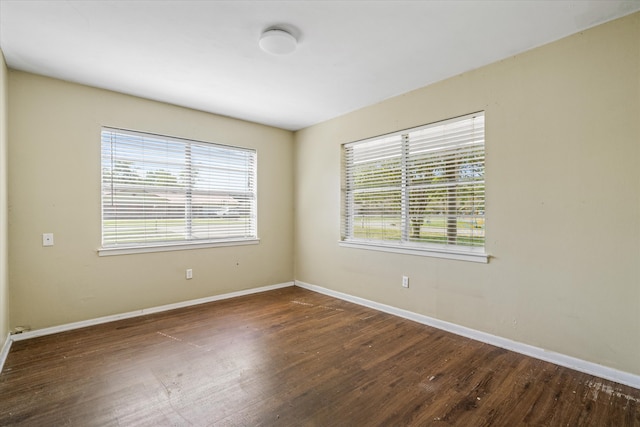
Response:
341,112,486,262
100,128,257,253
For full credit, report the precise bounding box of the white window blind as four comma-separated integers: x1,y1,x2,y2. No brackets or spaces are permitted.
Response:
101,128,257,250
342,112,485,258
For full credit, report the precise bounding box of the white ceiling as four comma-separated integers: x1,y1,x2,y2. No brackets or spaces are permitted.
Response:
1,1,639,131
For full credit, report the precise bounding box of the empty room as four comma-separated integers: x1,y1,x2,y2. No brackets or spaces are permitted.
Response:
0,1,639,425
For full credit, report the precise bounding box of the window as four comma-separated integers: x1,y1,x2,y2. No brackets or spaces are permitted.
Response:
341,112,486,262
100,128,257,255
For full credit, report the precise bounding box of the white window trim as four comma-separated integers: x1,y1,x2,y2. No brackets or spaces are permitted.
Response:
100,127,258,253
338,240,488,263
98,238,260,257
341,112,488,263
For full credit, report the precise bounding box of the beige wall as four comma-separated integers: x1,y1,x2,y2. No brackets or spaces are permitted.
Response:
294,13,640,374
5,12,640,377
8,72,294,330
0,51,9,340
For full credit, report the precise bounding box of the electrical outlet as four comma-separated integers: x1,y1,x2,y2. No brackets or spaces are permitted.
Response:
402,276,409,288
42,233,54,247
186,269,193,280
12,325,31,334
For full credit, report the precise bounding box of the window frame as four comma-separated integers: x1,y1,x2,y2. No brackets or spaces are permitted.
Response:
98,127,259,256
340,112,488,263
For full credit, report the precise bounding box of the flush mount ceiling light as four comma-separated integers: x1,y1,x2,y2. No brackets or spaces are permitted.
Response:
259,28,297,55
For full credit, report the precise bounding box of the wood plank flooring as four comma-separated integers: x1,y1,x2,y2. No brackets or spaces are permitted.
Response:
1,286,639,426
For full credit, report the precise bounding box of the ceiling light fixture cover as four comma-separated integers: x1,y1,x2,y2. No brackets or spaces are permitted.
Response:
259,28,297,55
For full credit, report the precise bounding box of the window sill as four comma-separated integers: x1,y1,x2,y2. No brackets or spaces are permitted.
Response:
98,238,260,256
338,240,489,263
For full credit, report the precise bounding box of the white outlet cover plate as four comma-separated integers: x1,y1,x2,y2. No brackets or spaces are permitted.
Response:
42,233,54,246
402,276,409,288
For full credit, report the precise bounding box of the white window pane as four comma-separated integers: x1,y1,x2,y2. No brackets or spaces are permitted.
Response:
101,128,257,248
342,112,484,252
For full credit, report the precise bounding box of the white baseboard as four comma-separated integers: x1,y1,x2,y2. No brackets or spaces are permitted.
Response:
0,332,11,373
10,281,294,343
294,280,640,390
6,279,638,390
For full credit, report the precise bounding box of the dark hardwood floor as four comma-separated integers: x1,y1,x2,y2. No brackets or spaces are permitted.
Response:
1,286,639,426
